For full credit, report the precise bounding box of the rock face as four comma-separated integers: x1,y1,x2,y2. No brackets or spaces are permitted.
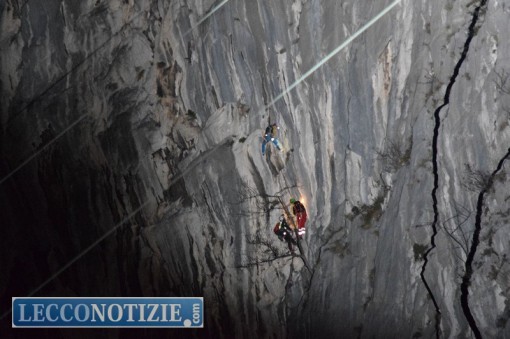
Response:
2,0,510,338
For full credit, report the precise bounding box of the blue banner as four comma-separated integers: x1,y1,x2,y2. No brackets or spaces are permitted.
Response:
12,297,203,328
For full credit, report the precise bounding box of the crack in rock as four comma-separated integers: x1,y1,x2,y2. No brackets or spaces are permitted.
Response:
460,148,510,339
421,0,488,337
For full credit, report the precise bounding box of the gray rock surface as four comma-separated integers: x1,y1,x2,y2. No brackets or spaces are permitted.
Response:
2,0,510,338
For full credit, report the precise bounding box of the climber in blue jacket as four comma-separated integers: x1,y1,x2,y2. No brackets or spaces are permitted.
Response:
261,123,282,156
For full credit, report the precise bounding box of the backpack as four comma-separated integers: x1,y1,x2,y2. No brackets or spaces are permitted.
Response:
265,126,272,135
273,223,280,234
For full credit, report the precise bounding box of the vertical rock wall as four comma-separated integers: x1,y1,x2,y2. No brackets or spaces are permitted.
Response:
1,0,510,338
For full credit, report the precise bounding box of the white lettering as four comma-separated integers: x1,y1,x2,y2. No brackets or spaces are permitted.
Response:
108,304,123,322
33,304,45,322
138,304,146,321
14,300,193,325
18,304,32,322
45,304,58,322
91,304,106,322
147,304,160,321
74,304,90,322
169,304,181,322
192,303,200,324
160,304,168,321
123,304,137,322
60,304,73,322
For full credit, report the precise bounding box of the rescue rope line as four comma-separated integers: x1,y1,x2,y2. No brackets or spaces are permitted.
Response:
184,0,231,36
0,1,233,316
0,200,150,320
0,115,87,185
264,0,403,112
1,0,229,186
0,3,150,186
0,141,226,320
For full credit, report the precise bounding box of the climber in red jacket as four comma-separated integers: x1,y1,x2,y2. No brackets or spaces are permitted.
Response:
290,198,307,238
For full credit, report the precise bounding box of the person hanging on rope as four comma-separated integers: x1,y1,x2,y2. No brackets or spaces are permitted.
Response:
273,214,296,253
290,198,307,238
261,122,283,156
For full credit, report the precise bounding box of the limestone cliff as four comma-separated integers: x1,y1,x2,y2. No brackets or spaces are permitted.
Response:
2,0,510,338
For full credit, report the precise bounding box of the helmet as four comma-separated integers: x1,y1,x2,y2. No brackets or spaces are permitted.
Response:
290,198,296,204
279,215,285,222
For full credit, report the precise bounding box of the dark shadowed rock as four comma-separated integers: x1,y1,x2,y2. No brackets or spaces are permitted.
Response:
1,0,510,338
